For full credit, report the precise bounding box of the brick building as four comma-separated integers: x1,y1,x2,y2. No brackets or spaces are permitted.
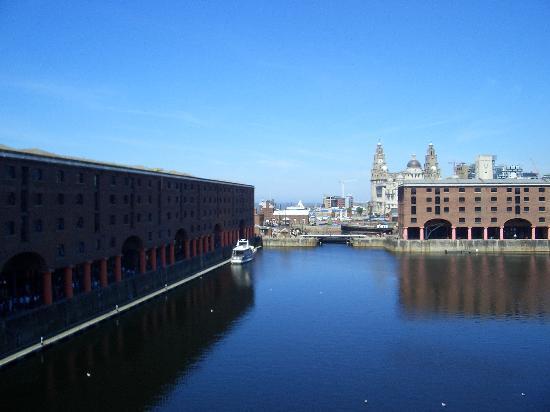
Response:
398,179,550,240
0,147,254,317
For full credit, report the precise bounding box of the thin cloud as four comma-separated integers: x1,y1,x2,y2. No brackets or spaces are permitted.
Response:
0,76,205,127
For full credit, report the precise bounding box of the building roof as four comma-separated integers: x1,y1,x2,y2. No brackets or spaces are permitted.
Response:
0,145,253,187
273,209,310,216
400,178,549,187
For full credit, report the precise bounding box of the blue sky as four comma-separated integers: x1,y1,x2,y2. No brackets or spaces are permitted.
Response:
1,1,549,203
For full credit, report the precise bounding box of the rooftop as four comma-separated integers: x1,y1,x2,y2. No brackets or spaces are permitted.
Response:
400,178,549,187
0,145,253,187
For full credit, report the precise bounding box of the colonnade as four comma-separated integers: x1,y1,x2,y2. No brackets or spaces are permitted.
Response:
39,226,255,308
402,225,550,240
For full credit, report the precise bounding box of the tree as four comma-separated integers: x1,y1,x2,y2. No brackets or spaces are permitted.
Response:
356,206,364,216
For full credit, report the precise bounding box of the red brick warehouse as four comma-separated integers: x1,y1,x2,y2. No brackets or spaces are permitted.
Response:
0,147,255,317
398,179,550,240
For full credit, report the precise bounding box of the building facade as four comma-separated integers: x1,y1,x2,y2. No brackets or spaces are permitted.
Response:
398,179,550,240
370,142,441,216
0,148,254,317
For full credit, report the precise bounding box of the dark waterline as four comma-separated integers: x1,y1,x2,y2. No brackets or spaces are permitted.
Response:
1,246,549,411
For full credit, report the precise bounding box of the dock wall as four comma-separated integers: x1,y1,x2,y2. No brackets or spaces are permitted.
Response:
352,238,550,254
0,247,235,365
262,237,319,247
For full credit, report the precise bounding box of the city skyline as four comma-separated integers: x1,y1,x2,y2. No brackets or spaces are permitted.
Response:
1,1,550,202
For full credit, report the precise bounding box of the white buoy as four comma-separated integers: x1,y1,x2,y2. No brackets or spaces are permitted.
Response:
364,399,368,404
522,393,525,396
441,402,446,407
86,372,91,377
210,309,214,313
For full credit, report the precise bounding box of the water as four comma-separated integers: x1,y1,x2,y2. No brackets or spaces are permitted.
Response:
1,246,550,411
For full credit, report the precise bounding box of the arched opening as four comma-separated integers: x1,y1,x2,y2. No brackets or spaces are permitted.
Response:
456,227,468,240
471,227,484,239
487,227,500,239
175,229,188,261
122,236,143,277
407,227,420,240
0,252,47,317
424,219,452,240
239,219,245,239
504,218,532,239
213,224,222,249
535,226,548,239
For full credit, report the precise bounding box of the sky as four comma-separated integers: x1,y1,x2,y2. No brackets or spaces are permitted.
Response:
1,1,549,203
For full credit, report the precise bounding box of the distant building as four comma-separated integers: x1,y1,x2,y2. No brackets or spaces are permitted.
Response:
272,201,311,226
323,195,353,209
475,155,495,179
455,163,471,179
398,179,549,240
370,142,441,216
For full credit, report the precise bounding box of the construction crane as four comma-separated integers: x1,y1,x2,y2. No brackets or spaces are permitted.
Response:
339,179,357,197
530,158,540,176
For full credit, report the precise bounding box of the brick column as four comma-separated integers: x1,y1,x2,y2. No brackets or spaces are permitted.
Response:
139,248,146,274
43,270,53,305
451,226,456,240
467,227,472,240
402,227,408,240
500,226,504,240
100,258,108,288
114,255,122,282
169,241,175,265
192,238,197,257
548,227,550,240
64,266,73,299
160,244,166,268
419,227,424,241
483,227,488,240
532,226,536,239
184,240,190,259
83,261,92,292
150,247,157,271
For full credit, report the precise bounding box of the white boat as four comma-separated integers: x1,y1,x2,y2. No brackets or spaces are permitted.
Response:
231,239,256,264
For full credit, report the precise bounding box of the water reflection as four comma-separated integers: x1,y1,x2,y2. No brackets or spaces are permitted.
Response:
398,254,550,318
0,264,254,412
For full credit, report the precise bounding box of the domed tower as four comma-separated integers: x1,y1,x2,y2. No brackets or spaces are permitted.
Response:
423,142,441,179
404,154,424,180
370,142,390,215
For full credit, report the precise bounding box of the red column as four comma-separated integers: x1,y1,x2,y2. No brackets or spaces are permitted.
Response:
419,227,425,240
500,226,504,240
150,247,157,271
160,244,166,268
548,226,550,240
43,270,52,305
114,255,122,282
64,266,73,299
100,258,108,288
83,261,92,292
483,227,488,240
467,227,472,240
451,226,456,240
531,227,536,239
184,240,190,259
221,231,226,247
402,227,408,240
191,238,196,257
139,248,146,274
169,241,175,265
